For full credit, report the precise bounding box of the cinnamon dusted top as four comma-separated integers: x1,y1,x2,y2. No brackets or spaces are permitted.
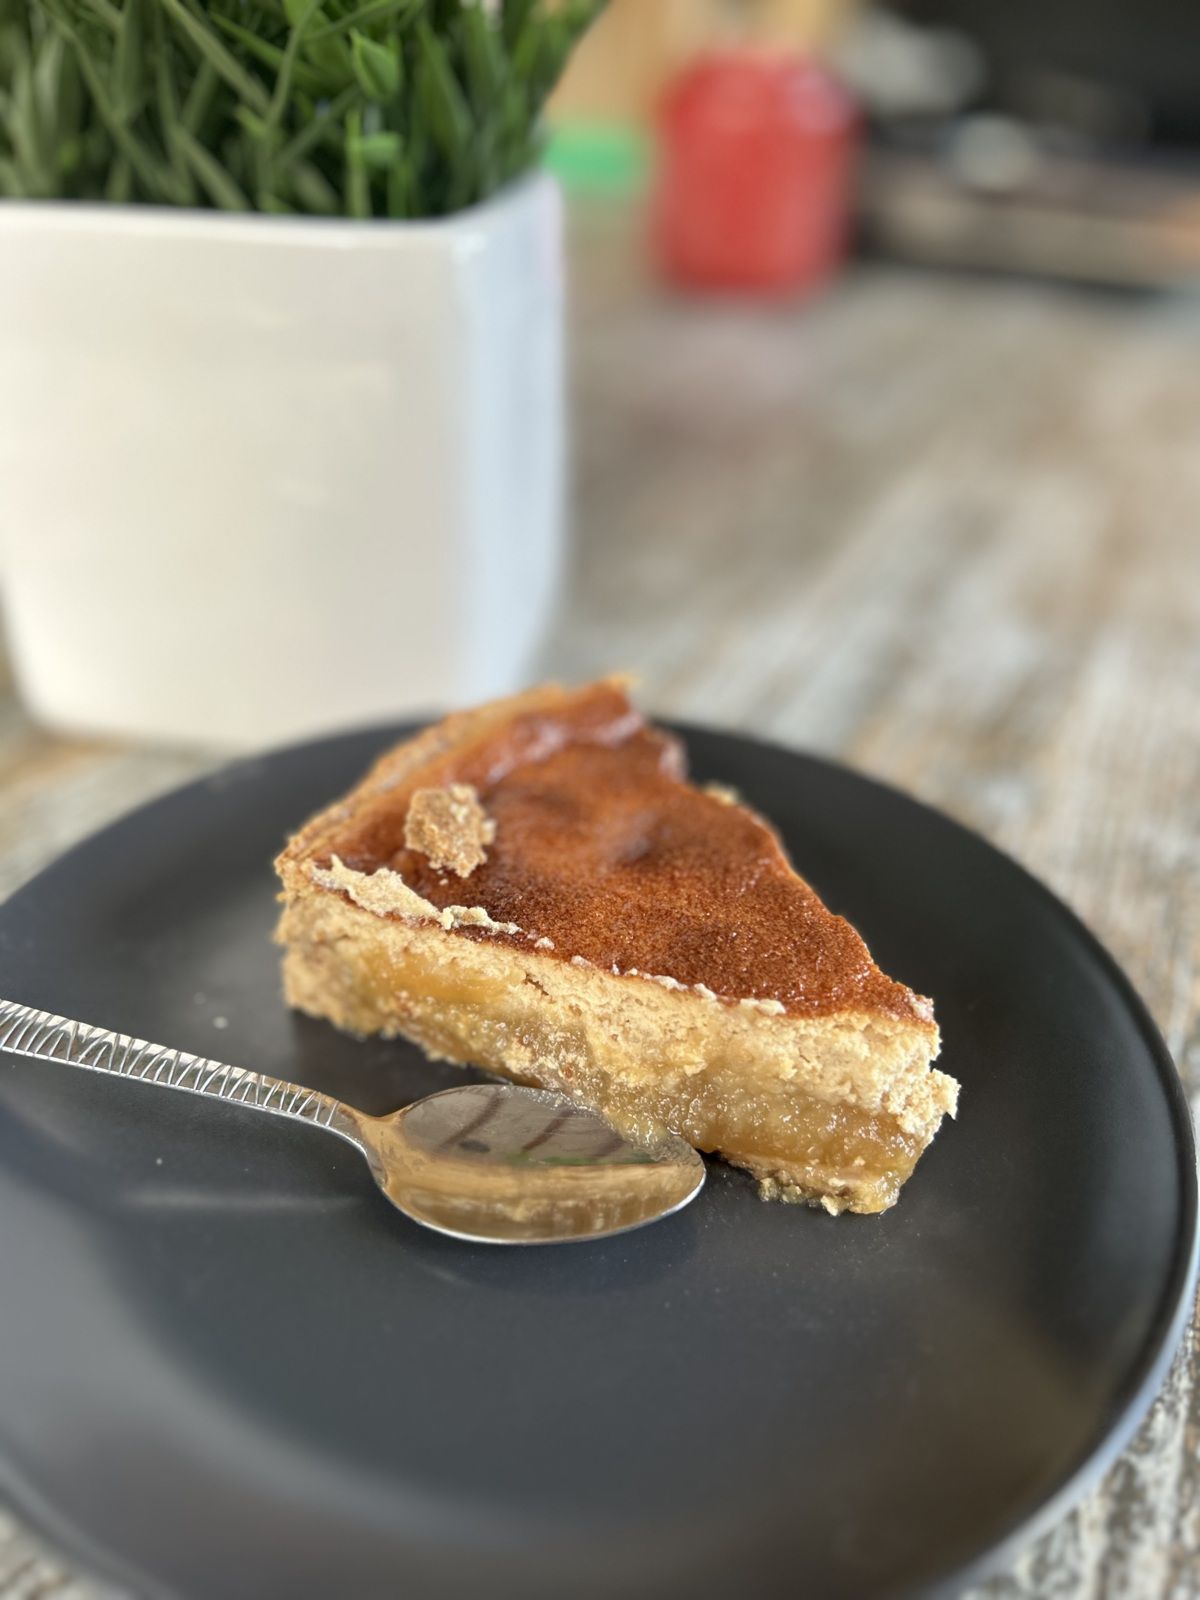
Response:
311,682,932,1024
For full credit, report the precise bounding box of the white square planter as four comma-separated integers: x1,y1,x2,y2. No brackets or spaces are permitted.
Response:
0,173,564,748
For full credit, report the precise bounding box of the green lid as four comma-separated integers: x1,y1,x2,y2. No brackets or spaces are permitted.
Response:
545,122,651,195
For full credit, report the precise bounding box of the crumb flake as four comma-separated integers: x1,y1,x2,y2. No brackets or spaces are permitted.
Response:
738,996,786,1016
404,784,496,879
309,856,521,936
703,782,741,807
442,903,520,935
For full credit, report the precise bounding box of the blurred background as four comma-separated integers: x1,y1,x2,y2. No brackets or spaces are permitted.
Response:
550,0,1200,286
1,0,1199,1595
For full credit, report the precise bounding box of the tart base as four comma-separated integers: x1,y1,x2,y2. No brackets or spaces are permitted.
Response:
277,879,953,1215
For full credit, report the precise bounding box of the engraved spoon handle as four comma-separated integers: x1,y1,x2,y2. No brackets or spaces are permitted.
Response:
0,998,366,1152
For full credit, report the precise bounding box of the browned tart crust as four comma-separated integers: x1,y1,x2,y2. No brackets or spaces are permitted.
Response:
274,680,958,1213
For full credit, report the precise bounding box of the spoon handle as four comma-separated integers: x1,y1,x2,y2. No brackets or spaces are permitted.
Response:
0,998,364,1151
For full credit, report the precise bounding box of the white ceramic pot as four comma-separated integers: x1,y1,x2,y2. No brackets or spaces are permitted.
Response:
0,174,564,748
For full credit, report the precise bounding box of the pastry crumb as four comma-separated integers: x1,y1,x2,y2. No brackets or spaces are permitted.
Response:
704,782,741,806
738,996,786,1016
404,784,495,878
443,903,519,935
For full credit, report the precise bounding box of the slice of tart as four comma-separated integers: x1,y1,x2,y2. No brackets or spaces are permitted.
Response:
274,681,957,1213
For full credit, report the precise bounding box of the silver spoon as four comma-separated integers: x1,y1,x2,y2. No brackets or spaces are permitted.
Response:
0,999,705,1244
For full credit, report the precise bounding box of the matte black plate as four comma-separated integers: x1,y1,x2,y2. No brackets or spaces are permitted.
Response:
0,725,1194,1600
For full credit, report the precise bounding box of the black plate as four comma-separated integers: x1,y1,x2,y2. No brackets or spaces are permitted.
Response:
0,725,1195,1600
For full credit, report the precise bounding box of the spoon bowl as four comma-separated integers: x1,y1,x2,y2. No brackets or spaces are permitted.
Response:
365,1082,705,1243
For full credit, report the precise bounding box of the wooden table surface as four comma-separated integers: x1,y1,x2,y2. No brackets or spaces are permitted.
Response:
2,207,1198,1598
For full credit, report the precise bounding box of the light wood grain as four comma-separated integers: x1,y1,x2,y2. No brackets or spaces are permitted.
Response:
2,203,1197,1597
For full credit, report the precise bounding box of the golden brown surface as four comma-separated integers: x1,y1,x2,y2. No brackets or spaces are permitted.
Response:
310,679,932,1024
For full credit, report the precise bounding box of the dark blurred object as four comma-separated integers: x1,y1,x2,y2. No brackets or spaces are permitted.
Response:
893,0,1200,149
653,52,858,295
836,3,1200,287
860,136,1200,289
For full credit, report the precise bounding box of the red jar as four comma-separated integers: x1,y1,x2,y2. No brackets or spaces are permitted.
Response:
654,51,859,296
